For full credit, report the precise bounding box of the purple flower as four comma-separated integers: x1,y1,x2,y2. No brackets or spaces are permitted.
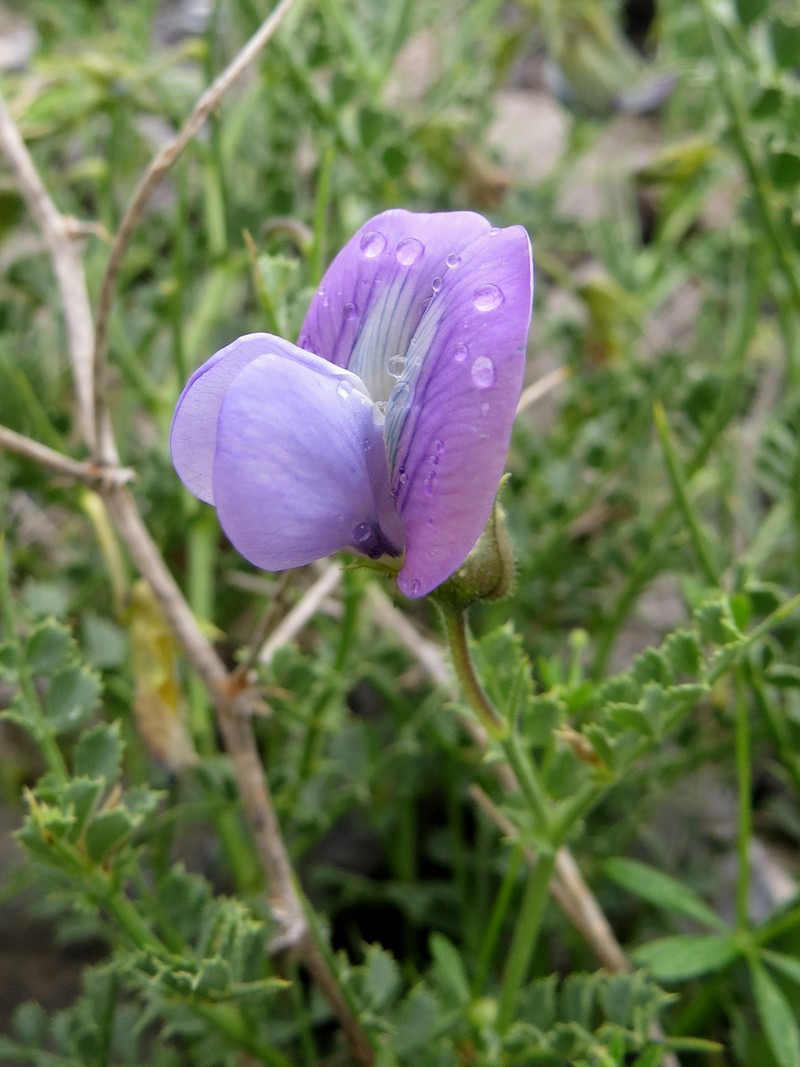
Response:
170,210,533,598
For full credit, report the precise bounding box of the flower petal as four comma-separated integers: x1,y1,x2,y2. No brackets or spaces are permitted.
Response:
170,333,278,504
387,225,534,598
211,346,403,571
298,209,493,404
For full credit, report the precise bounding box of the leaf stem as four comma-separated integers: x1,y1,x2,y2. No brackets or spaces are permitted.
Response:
496,849,557,1033
734,668,752,931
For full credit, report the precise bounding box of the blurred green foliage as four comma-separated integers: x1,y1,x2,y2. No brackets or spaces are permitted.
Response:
2,0,800,1064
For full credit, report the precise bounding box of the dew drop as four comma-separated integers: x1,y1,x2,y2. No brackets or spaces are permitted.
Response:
481,401,490,417
353,522,372,544
398,466,409,486
426,517,434,526
453,342,469,363
387,354,405,378
396,237,424,265
360,230,386,258
411,579,421,596
429,454,439,466
445,253,460,269
392,381,411,406
337,380,353,399
434,439,444,453
489,226,500,236
343,301,358,320
431,276,443,293
473,283,504,312
419,296,432,316
471,356,496,389
363,437,372,451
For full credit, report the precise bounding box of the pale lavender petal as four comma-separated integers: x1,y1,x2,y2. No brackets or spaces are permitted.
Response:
171,333,278,504
298,210,493,404
388,226,534,598
212,348,402,571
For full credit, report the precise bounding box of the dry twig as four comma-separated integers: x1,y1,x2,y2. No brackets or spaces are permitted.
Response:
0,426,135,488
0,13,374,1064
91,0,301,466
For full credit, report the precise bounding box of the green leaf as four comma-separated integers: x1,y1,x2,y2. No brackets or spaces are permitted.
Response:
769,148,800,190
361,944,401,1010
695,600,742,647
770,18,800,70
25,619,73,674
662,631,702,678
633,934,738,981
393,985,441,1055
62,778,105,840
430,933,470,1006
762,950,800,988
734,0,768,26
604,858,727,931
84,807,135,862
750,960,800,1067
45,666,101,733
74,722,123,783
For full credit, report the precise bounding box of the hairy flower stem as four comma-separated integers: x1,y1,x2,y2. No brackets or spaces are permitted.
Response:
440,606,550,832
441,604,556,1018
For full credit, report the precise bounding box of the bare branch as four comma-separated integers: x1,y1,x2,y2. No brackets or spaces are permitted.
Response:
0,93,97,452
516,366,569,415
91,0,301,465
0,425,134,488
1,54,374,1063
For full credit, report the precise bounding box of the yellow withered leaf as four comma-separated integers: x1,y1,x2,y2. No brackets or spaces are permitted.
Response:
128,579,198,773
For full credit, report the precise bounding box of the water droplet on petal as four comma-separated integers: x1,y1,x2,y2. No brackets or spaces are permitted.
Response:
445,253,460,269
431,276,443,293
411,579,421,596
398,467,409,486
489,226,500,236
473,284,504,312
344,301,358,320
429,454,439,466
353,522,372,544
471,356,496,389
363,437,372,451
453,342,469,363
392,381,411,406
388,354,405,378
396,237,424,265
337,380,353,399
426,517,434,526
360,230,386,258
481,401,490,417
434,439,444,453
419,296,432,316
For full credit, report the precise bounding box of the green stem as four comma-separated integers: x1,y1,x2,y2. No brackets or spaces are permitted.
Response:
734,668,752,931
439,606,505,738
653,402,719,587
497,849,557,1033
472,843,524,996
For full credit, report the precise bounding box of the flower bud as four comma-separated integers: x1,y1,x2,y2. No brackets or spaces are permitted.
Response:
433,491,515,610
